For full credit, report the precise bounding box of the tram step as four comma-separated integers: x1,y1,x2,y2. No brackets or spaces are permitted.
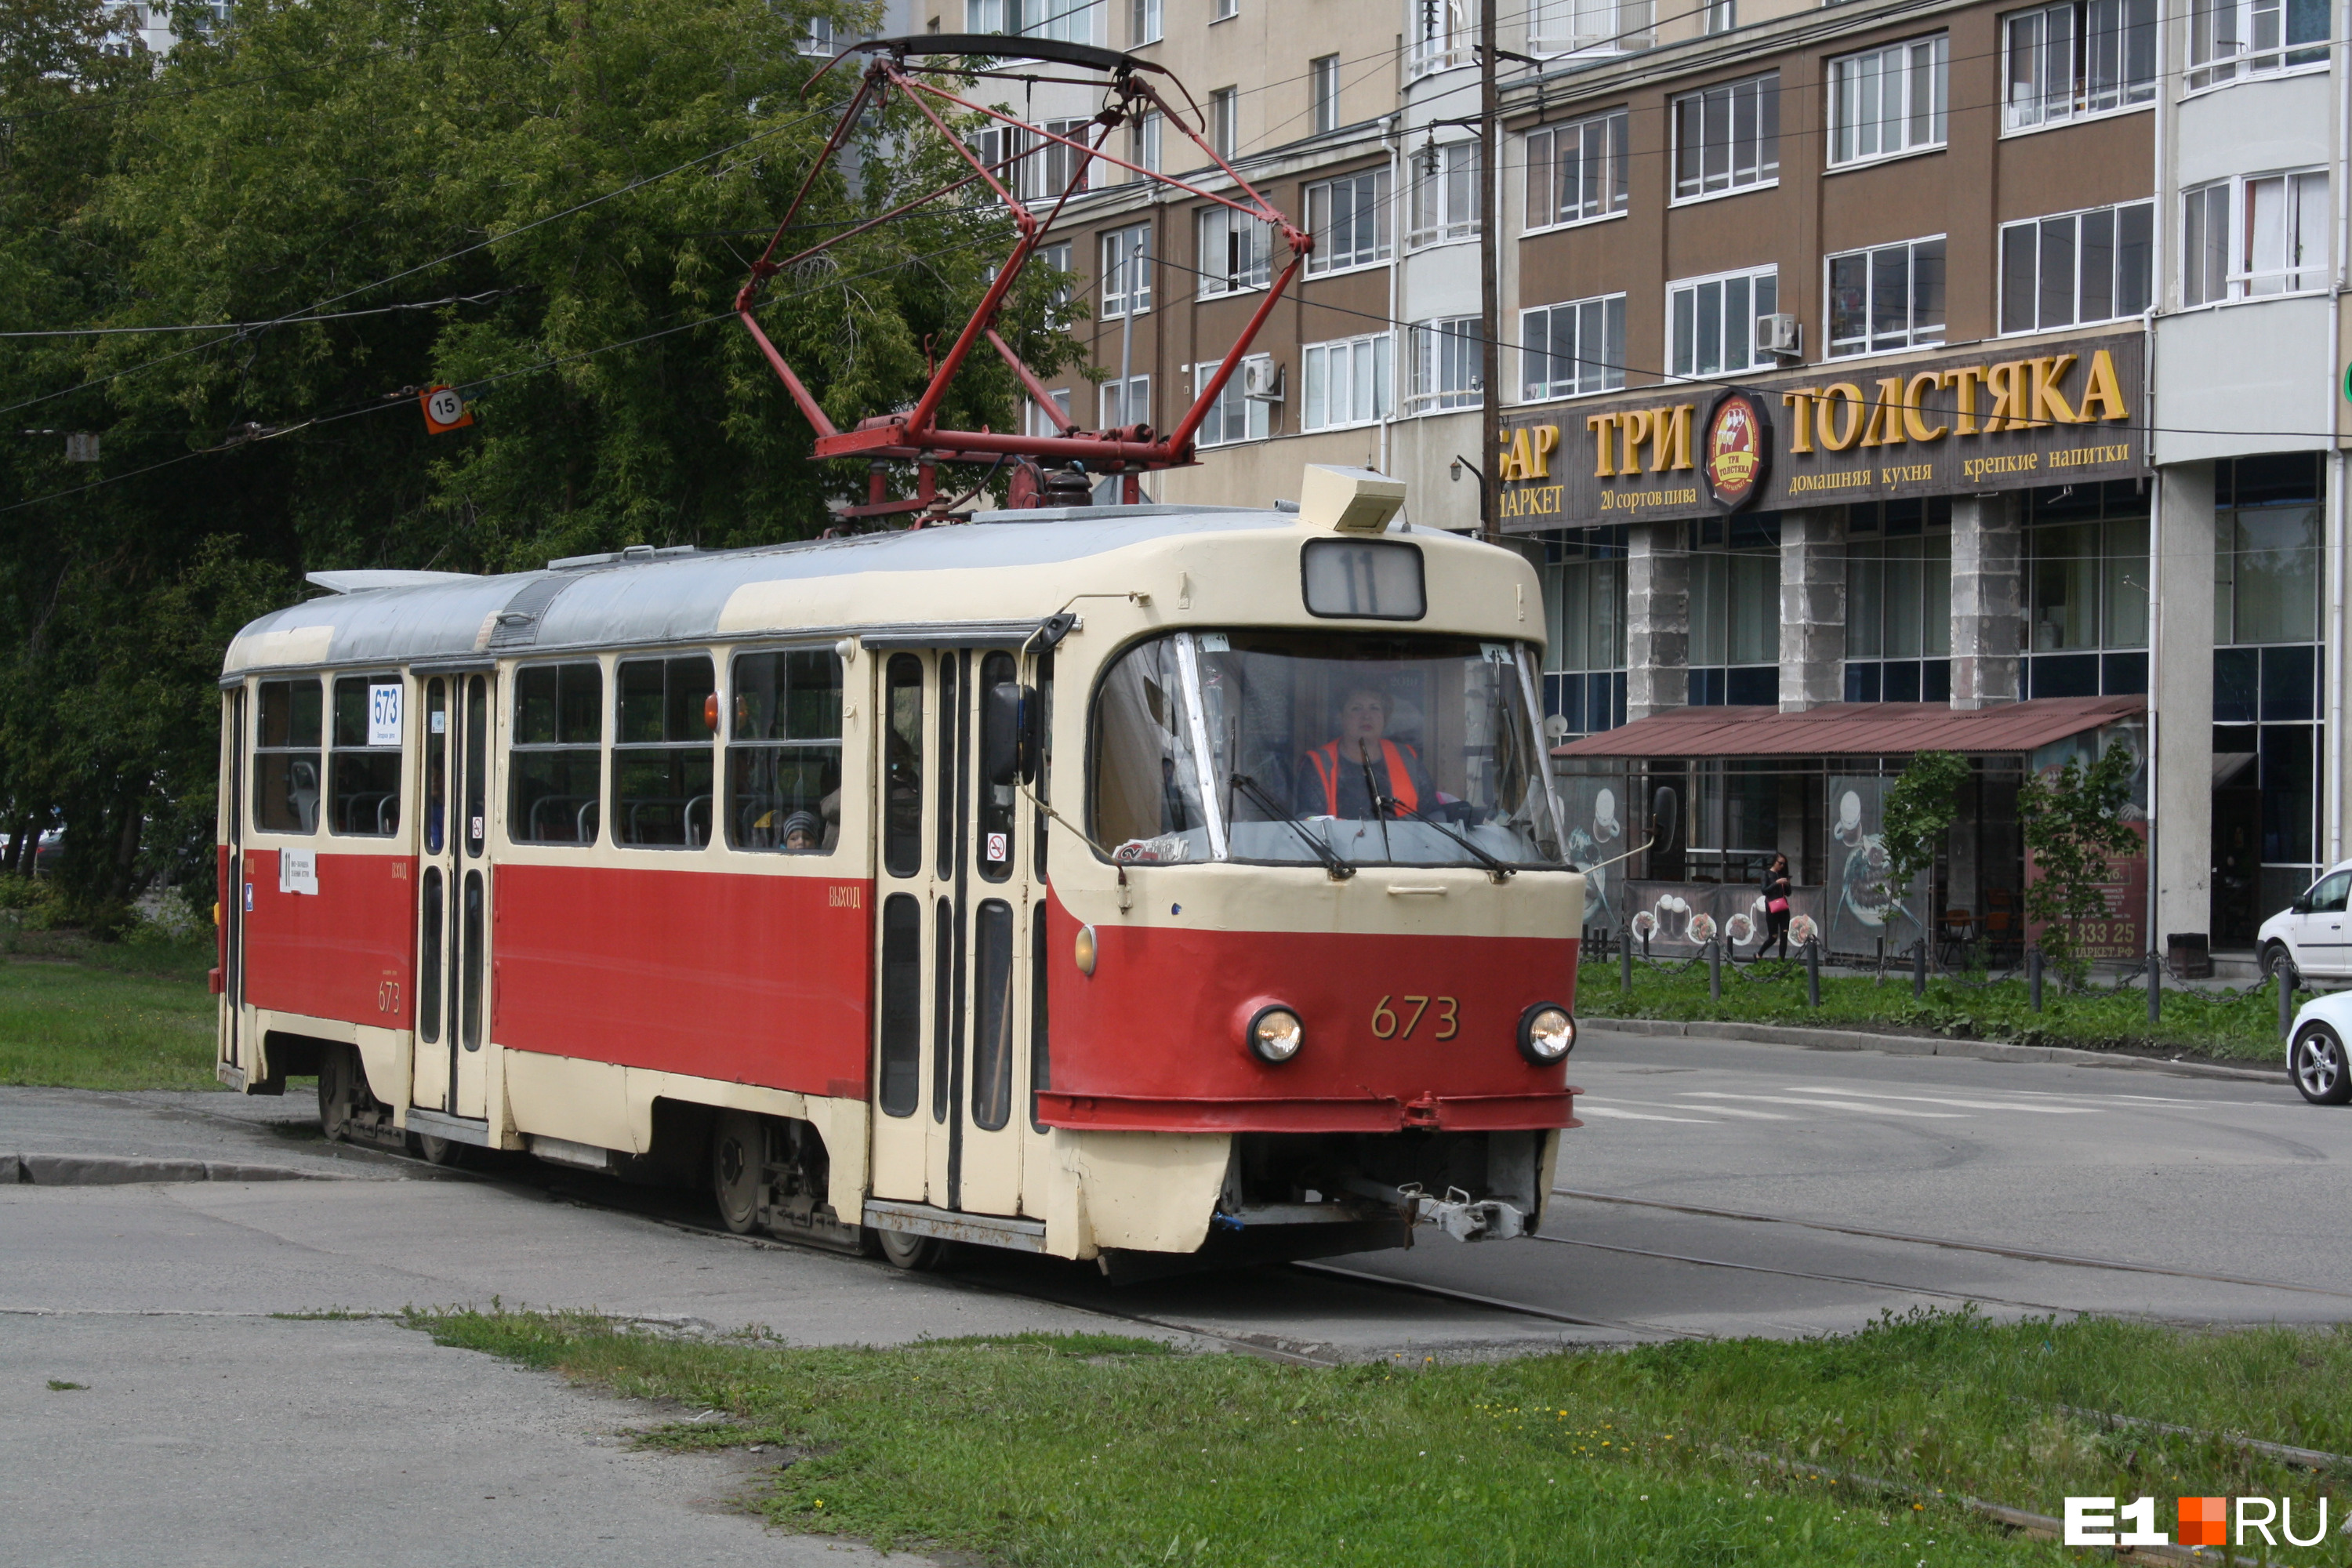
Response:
862,1199,1047,1252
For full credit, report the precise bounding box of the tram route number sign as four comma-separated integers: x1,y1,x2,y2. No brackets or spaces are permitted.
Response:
419,384,475,434
367,683,401,748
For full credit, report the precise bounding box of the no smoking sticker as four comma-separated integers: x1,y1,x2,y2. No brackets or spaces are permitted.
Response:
986,832,1008,862
420,385,474,434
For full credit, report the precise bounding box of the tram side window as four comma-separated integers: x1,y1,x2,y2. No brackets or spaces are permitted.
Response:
728,649,842,854
510,662,604,844
328,675,403,837
615,655,717,848
253,677,323,834
882,654,924,876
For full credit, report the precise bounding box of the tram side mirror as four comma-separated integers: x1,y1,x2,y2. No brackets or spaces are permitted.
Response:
1650,786,1679,851
985,684,1042,786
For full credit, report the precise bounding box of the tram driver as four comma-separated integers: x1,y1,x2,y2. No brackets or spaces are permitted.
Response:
1294,684,1437,822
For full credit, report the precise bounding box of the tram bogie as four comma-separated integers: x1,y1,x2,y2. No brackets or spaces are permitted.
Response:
212,472,1584,1271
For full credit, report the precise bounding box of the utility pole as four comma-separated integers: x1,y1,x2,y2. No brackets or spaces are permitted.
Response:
1478,0,1501,546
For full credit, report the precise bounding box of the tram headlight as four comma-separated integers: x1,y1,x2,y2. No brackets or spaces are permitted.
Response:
1518,1003,1575,1065
1247,1005,1305,1065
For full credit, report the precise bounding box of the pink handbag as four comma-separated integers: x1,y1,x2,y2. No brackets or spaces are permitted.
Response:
1767,897,1790,914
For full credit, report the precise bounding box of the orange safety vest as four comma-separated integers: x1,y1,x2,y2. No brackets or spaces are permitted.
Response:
1306,739,1421,817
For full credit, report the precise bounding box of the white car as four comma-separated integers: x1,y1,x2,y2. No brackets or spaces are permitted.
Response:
2256,859,2352,982
2287,990,2352,1105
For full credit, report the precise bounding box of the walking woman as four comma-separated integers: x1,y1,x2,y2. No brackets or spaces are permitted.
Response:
1760,852,1794,960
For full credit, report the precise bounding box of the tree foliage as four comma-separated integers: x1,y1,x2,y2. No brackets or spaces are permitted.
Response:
1879,750,1968,900
0,0,1079,920
2019,743,2141,984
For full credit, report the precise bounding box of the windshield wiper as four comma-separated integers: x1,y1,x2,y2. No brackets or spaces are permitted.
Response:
1390,799,1517,881
1229,774,1355,880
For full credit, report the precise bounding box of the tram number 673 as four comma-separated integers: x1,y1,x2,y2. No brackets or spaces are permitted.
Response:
1371,995,1459,1041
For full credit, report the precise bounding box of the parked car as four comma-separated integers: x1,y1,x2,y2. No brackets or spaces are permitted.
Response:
2256,858,2352,982
31,829,62,877
2287,990,2352,1105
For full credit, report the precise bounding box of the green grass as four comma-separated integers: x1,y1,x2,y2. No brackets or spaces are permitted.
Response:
0,938,220,1091
1577,960,2289,1064
410,1307,2351,1566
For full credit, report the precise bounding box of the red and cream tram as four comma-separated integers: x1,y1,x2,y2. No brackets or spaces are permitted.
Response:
212,468,1586,1272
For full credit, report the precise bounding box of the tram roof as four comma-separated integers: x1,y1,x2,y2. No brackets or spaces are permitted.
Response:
223,506,1450,677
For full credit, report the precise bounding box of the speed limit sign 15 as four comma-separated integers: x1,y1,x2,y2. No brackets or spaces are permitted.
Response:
419,385,475,434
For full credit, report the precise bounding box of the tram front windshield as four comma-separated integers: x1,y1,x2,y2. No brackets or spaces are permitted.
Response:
1091,630,1569,869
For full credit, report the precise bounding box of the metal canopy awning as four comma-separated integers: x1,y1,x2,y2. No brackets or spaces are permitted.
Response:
1552,695,2146,760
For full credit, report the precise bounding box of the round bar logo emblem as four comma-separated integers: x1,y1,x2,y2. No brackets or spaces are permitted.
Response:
1701,389,1770,511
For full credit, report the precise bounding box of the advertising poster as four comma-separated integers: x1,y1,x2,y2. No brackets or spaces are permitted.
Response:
1625,880,1826,958
1824,776,1933,958
2023,720,2150,963
1556,772,1629,931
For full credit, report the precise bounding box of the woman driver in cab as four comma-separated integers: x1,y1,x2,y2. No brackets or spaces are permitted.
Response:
1294,684,1436,821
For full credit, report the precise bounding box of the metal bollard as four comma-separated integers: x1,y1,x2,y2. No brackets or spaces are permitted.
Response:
1875,936,1886,985
2028,947,2043,1012
2147,948,2161,1025
1912,937,1927,999
1708,938,1722,1002
1621,920,1634,996
2280,961,2297,1042
1805,937,1821,1009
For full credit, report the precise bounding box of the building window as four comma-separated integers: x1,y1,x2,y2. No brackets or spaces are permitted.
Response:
1410,0,1472,78
1999,201,2154,333
2187,0,2330,91
1198,205,1272,296
800,16,835,55
1668,266,1777,378
2183,171,2329,306
1212,0,1236,18
1671,73,1779,201
1209,86,1237,158
2212,455,2327,934
2019,482,2151,707
1305,169,1391,274
2002,0,2156,130
1311,54,1341,134
1526,108,1629,230
1704,0,1733,32
1826,238,1944,358
1102,223,1152,316
1523,294,1626,399
1131,111,1162,175
1543,526,1628,738
1844,502,1952,703
1406,317,1483,413
1302,333,1393,430
967,0,1098,43
1688,514,1780,706
1192,356,1272,445
1036,119,1093,199
1100,374,1151,429
1828,35,1947,167
1025,388,1073,438
1408,140,1481,248
1131,0,1160,45
1530,0,1656,55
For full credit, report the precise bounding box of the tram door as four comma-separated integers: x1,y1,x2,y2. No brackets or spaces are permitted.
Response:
410,672,494,1123
219,688,246,1078
867,649,1033,1216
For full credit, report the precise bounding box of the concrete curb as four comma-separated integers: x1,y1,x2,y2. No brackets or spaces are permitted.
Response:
1580,1016,2286,1083
5,1152,352,1185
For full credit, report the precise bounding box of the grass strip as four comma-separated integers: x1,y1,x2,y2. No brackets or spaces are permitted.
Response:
1577,959,2288,1064
408,1305,2351,1566
0,940,220,1091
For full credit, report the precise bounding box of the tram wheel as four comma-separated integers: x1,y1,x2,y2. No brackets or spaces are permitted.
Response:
711,1110,764,1235
407,1132,463,1167
317,1047,359,1142
875,1228,949,1272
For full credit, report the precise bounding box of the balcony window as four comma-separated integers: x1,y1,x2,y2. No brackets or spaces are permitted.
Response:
1198,205,1272,296
2187,0,2330,91
1302,334,1393,431
1101,223,1152,317
1523,294,1626,400
1408,141,1480,248
2184,171,2329,305
1998,201,2153,332
1526,109,1628,230
1828,35,1947,167
1670,73,1779,201
1406,317,1483,414
2002,0,2155,130
1826,238,1944,358
1305,169,1391,274
1668,266,1777,377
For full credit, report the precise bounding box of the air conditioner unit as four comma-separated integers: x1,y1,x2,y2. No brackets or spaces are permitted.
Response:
1754,313,1801,358
1242,359,1285,402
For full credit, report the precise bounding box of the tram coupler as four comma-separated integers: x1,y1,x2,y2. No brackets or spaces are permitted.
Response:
1395,1183,1527,1243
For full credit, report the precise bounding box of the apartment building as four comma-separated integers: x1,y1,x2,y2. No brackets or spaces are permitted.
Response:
954,0,2339,967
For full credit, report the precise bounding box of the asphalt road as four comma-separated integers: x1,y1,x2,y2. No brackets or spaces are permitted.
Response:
5,1032,2344,1564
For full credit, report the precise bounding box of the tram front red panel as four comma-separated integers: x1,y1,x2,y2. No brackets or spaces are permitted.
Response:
1042,891,1580,1134
494,864,872,1098
239,848,416,1024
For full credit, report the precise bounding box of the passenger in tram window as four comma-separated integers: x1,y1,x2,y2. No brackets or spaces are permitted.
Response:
779,810,822,852
1294,685,1436,822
